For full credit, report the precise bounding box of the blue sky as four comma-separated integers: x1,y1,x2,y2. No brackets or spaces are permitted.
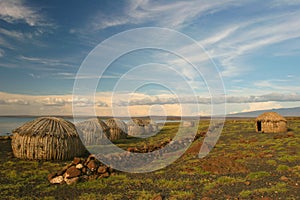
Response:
0,0,300,116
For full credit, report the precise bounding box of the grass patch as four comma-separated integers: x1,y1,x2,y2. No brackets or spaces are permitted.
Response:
239,190,252,198
6,170,19,179
276,164,290,172
246,171,270,181
277,155,298,163
266,159,277,166
136,190,155,200
79,193,100,200
256,182,288,194
203,182,216,191
170,190,195,199
76,179,107,189
216,176,244,184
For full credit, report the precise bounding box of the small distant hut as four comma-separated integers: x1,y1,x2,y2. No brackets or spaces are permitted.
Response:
75,118,110,145
11,117,86,160
105,118,127,140
149,120,158,133
256,112,287,133
183,121,195,127
127,119,145,136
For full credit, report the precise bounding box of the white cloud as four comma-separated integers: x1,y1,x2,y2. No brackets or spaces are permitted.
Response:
271,0,300,7
0,36,14,49
0,0,49,26
163,10,300,78
242,102,282,113
254,80,300,93
0,48,4,57
92,0,240,30
0,98,29,105
19,56,73,68
38,97,66,107
0,91,300,116
0,28,27,40
114,92,300,106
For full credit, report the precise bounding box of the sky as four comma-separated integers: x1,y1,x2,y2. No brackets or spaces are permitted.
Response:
0,0,300,116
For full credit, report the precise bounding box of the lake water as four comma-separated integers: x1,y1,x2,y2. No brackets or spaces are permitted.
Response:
0,117,76,135
0,117,177,136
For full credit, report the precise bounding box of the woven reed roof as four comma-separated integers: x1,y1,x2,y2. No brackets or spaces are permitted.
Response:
105,118,127,130
75,118,109,132
256,112,287,122
127,118,148,126
13,117,79,138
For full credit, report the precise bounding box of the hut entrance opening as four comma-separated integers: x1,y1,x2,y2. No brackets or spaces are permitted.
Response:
257,121,262,132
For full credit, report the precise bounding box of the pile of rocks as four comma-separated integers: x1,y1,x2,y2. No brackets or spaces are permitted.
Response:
48,155,112,185
98,134,206,169
126,131,207,153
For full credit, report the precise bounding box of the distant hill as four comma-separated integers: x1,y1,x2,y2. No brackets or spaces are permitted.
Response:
228,107,300,118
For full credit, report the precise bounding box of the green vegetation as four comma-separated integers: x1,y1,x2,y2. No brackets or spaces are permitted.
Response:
0,118,299,199
239,190,252,198
266,159,277,166
246,171,271,181
276,164,290,172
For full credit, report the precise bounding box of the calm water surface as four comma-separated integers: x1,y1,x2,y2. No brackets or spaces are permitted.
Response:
0,117,175,135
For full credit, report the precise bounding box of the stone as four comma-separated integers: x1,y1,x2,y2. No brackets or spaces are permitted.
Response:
265,154,273,158
81,175,89,180
201,198,212,200
85,155,96,164
65,177,79,185
82,167,87,174
86,168,92,176
87,160,98,171
88,174,99,180
244,181,251,186
287,132,295,137
50,176,64,184
47,173,57,181
76,164,84,170
65,166,81,179
152,194,164,200
97,166,107,174
72,157,81,165
280,176,289,182
99,172,110,178
57,166,68,176
108,167,114,174
127,147,135,152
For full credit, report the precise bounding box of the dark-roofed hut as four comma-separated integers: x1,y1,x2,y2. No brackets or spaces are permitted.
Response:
105,118,127,140
11,117,86,160
256,112,287,133
75,118,110,145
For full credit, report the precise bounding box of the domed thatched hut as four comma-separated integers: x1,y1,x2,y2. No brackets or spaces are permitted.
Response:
75,118,110,145
11,117,86,160
105,118,127,140
183,121,195,127
127,119,145,136
149,120,158,133
256,112,287,133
